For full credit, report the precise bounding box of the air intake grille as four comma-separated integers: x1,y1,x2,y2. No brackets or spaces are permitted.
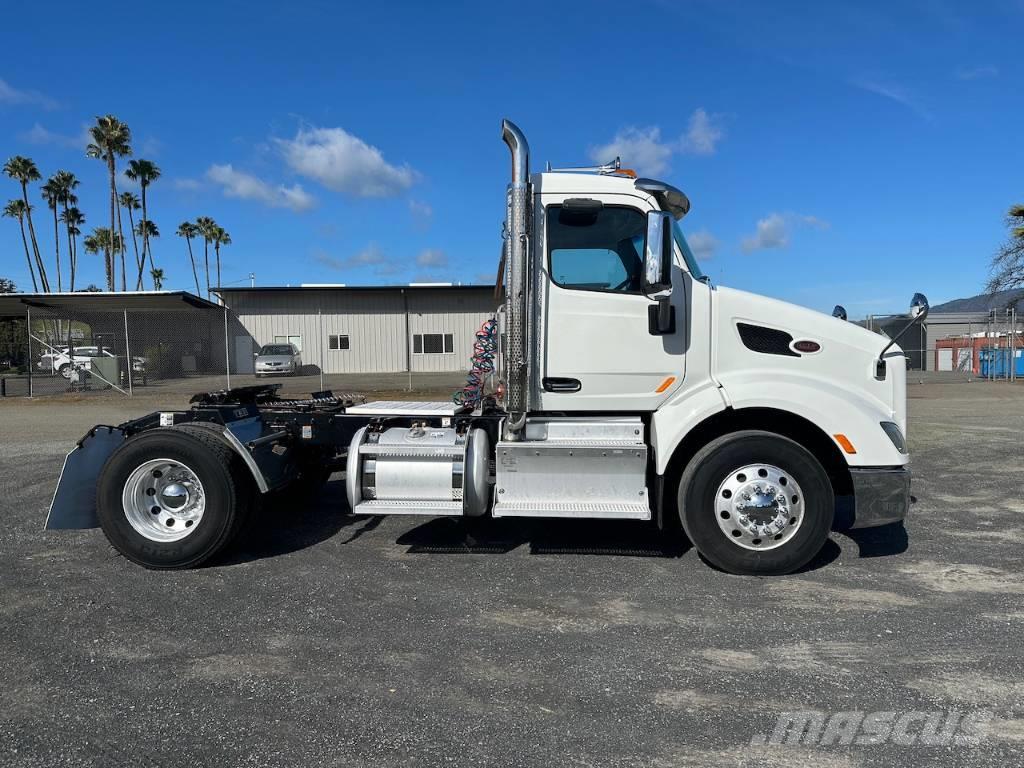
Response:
737,323,799,357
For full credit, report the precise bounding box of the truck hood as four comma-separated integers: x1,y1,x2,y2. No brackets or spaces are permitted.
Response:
712,285,907,434
715,286,894,358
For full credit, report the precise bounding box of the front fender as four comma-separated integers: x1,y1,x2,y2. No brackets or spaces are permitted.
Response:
717,372,905,467
651,373,906,474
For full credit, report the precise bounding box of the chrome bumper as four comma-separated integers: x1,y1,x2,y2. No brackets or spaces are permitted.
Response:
850,467,910,529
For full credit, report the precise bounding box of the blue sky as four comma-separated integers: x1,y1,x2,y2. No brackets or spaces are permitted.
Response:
1,0,1021,318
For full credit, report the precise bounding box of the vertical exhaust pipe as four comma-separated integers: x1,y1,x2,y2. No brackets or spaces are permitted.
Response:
501,119,531,440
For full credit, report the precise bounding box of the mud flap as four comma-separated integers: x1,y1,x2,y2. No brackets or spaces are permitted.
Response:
45,427,126,530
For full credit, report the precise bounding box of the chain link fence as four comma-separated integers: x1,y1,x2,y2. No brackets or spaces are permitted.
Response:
866,309,1023,381
0,305,231,398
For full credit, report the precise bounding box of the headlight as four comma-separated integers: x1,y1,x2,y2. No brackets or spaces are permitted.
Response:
880,421,907,454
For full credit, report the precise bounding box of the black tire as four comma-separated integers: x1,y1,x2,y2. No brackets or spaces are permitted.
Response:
57,363,70,379
96,425,255,569
678,430,833,576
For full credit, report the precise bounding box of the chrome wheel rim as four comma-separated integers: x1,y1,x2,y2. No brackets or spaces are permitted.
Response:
122,458,206,543
714,463,804,551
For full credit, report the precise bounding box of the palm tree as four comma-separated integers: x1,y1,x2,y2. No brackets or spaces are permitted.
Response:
212,226,231,292
83,227,124,280
60,206,85,291
53,171,79,291
86,116,132,291
3,199,37,291
150,267,165,290
125,159,160,290
4,156,49,292
41,176,64,291
195,216,217,299
135,220,160,288
176,221,202,295
119,191,142,283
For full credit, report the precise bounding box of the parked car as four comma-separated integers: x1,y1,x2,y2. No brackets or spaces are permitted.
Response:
254,343,302,377
39,346,148,379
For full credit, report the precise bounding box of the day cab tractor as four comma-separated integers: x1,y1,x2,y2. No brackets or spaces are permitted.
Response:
46,120,925,575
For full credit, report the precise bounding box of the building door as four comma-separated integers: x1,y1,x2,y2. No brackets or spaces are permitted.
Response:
235,336,255,373
937,348,953,371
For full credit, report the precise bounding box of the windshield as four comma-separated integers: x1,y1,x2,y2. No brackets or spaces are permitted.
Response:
260,345,293,356
673,221,706,281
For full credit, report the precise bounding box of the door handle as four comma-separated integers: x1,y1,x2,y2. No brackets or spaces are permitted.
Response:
543,377,582,393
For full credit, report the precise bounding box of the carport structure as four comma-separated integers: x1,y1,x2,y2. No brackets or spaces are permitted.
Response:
0,291,228,397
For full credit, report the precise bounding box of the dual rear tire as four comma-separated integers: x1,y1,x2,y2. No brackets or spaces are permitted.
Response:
678,430,834,576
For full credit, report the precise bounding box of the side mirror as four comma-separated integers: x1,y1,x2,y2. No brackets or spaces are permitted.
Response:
832,305,848,321
644,210,674,295
910,292,929,319
253,352,259,358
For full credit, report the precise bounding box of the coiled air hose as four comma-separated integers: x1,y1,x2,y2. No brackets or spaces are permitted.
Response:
453,317,498,407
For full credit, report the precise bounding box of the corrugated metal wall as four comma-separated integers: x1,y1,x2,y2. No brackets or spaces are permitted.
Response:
223,288,495,374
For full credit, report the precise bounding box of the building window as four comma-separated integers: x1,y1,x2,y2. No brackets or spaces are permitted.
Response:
413,333,454,354
328,334,350,351
274,334,302,351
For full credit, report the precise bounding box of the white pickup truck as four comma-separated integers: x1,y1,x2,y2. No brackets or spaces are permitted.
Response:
39,346,147,378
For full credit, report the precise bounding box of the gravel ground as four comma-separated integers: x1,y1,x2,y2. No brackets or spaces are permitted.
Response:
1,379,1023,767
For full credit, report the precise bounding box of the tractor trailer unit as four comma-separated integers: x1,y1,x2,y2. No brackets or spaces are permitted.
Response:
46,120,924,576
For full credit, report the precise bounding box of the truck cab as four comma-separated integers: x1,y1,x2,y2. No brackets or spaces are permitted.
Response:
47,119,919,576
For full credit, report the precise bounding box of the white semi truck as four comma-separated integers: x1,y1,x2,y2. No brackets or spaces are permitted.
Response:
46,120,925,575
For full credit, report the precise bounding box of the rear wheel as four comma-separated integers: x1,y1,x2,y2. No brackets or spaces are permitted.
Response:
97,425,254,569
678,430,833,575
58,363,71,379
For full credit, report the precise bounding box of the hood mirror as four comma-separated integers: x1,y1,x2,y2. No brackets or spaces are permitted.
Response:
910,292,929,319
832,305,847,321
877,291,930,367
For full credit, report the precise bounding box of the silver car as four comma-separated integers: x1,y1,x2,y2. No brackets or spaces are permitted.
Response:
254,343,302,377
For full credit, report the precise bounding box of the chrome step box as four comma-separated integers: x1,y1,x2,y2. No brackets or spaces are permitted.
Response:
492,417,650,520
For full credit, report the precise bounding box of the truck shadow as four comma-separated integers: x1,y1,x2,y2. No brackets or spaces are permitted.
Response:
222,479,909,567
395,516,692,558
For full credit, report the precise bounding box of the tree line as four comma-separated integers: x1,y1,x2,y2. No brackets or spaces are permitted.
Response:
4,114,230,299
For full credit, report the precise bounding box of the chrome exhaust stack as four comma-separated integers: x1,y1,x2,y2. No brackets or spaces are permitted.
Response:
501,119,531,440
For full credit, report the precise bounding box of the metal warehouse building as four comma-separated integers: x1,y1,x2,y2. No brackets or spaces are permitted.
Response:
215,285,496,375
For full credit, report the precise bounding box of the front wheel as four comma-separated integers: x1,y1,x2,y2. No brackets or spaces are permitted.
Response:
678,430,834,576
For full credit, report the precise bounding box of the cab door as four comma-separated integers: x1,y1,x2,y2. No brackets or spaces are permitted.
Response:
538,195,686,411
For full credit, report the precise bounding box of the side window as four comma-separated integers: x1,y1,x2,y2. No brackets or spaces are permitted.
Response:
547,205,646,293
328,335,350,351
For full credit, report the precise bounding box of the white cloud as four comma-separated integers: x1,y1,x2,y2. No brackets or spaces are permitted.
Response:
590,126,674,176
315,243,402,276
679,108,723,155
850,78,931,119
741,212,829,253
416,248,447,268
956,65,999,81
277,126,416,198
206,164,315,212
409,199,433,228
742,213,789,253
589,109,724,176
171,178,203,191
19,122,89,148
686,230,719,260
0,78,58,110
